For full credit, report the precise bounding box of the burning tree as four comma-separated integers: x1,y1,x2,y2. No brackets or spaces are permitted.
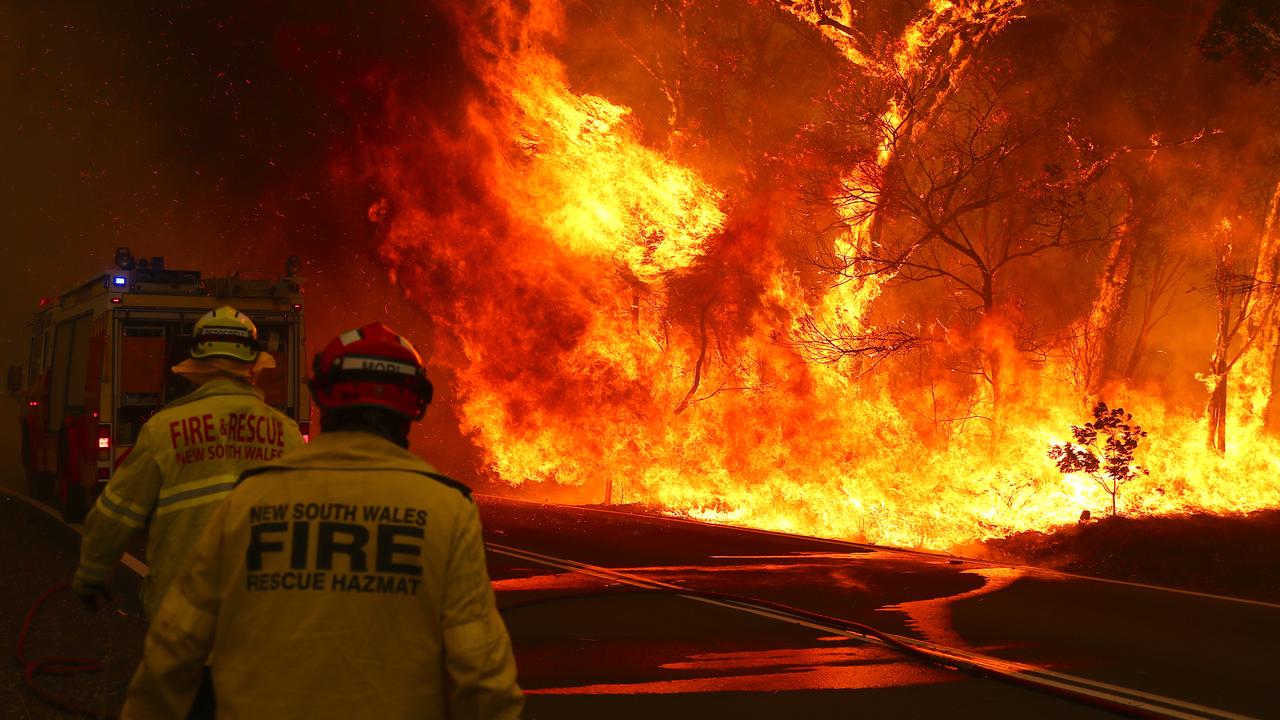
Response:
1200,0,1280,84
1198,221,1280,453
813,74,1096,315
1120,218,1190,382
781,0,1032,380
1048,401,1149,517
802,67,1126,418
1067,131,1218,395
366,0,1280,549
1229,188,1280,431
1200,6,1280,432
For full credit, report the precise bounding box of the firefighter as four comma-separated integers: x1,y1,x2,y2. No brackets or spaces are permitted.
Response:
73,305,301,613
121,322,523,719
72,306,303,715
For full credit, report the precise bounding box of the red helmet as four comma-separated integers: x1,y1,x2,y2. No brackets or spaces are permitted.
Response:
309,323,433,420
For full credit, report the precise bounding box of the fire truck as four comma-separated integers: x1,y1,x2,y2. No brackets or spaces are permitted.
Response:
16,249,310,522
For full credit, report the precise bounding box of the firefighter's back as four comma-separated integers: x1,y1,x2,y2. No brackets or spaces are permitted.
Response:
208,430,481,719
81,375,301,617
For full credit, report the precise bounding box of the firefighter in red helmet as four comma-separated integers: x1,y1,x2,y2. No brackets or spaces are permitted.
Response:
122,323,523,719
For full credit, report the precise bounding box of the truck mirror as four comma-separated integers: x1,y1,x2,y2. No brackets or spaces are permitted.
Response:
7,366,22,396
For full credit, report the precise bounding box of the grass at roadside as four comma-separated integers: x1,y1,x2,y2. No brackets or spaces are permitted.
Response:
980,509,1280,603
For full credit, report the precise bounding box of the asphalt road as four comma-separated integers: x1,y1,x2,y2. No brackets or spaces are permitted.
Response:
479,496,1278,720
3,482,1275,719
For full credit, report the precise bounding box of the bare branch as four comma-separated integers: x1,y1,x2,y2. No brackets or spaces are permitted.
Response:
776,314,923,370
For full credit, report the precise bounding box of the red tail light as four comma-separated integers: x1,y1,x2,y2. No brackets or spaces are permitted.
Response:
299,421,310,443
98,423,112,450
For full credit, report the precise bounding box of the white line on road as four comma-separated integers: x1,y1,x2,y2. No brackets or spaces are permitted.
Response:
488,541,1260,720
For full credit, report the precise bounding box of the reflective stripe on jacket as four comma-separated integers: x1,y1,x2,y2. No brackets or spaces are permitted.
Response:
122,430,523,720
73,377,303,617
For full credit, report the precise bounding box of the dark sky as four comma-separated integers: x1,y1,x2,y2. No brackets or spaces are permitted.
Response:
0,0,485,476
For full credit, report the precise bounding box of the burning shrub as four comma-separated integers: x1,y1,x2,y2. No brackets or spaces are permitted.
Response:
1048,401,1150,516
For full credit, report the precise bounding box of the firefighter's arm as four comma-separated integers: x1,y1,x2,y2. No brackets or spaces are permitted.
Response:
122,501,225,719
442,501,524,720
72,422,164,598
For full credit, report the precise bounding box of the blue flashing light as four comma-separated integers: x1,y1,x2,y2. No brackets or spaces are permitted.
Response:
112,275,127,287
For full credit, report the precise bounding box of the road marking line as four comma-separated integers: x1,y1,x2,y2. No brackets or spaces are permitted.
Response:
488,541,1259,720
478,494,1280,610
0,485,149,577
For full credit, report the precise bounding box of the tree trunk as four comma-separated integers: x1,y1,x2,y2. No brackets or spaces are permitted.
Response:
1229,181,1280,430
1123,241,1181,380
1207,381,1228,453
979,273,1002,448
1207,241,1233,453
674,295,715,415
1078,200,1137,394
1123,317,1152,380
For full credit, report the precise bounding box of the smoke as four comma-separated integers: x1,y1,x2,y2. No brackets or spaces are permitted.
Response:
1,0,490,475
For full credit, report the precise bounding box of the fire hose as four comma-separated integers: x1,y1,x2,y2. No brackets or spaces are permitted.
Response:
16,581,118,720
498,588,1213,720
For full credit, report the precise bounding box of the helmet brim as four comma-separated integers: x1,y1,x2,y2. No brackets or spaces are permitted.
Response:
172,352,276,380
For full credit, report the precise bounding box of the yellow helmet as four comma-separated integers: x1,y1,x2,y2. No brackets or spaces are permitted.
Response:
190,306,259,363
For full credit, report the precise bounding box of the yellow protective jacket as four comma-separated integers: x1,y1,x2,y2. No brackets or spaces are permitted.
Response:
122,431,523,720
74,377,303,618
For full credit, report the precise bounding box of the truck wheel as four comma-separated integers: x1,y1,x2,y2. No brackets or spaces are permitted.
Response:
57,432,88,524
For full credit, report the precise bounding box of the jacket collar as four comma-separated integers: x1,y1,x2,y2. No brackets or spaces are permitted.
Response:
261,431,438,475
166,376,264,409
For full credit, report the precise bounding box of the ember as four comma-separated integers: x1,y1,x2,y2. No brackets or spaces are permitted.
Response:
370,0,1280,549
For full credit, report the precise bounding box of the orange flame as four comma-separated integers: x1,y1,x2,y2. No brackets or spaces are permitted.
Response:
372,0,1280,550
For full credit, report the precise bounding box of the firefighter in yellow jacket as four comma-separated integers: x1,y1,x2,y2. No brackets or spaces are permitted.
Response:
73,306,303,618
122,322,523,719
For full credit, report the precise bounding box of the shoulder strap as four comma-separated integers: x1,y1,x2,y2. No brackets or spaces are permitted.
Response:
422,471,473,502
236,464,278,486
